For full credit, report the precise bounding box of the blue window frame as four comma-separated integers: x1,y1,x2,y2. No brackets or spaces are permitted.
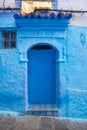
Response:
1,31,16,49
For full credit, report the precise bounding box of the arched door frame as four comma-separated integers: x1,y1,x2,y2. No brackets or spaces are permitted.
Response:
23,42,66,110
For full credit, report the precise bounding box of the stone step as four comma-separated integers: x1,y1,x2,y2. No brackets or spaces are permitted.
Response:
26,105,59,116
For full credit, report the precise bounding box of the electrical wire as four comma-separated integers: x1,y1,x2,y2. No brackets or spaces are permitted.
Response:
0,8,87,13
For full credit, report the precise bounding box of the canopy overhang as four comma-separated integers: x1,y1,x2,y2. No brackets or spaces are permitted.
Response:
14,12,72,31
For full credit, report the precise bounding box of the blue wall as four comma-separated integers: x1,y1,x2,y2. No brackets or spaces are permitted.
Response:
0,13,87,118
60,26,87,118
68,26,87,118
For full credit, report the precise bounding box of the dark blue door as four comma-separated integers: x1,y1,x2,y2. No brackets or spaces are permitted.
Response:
28,47,56,105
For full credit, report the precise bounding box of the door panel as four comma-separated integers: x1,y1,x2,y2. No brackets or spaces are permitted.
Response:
28,49,56,105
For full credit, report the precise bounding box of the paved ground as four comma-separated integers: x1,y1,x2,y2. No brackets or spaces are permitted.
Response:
0,115,87,130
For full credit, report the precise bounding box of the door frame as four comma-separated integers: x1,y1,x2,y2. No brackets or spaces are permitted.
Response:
26,43,60,109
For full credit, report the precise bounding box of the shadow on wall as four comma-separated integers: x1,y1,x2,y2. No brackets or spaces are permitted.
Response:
0,92,25,112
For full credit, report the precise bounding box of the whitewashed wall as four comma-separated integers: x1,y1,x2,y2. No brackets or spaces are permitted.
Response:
0,0,15,8
58,0,87,26
58,0,87,11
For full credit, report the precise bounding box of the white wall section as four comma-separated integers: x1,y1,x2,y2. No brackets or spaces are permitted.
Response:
0,0,15,8
58,0,87,11
58,0,87,26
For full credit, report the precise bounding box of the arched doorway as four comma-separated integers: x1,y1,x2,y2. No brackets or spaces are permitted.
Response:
27,44,59,107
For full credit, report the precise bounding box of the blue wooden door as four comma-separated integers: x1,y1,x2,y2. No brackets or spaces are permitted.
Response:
28,48,56,105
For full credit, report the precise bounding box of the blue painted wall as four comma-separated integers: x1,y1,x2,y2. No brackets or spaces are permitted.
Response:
0,12,87,118
60,26,87,118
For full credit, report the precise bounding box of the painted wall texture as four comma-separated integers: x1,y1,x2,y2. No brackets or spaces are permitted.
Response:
58,0,87,11
0,0,87,119
58,0,87,118
60,25,87,118
0,0,15,8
